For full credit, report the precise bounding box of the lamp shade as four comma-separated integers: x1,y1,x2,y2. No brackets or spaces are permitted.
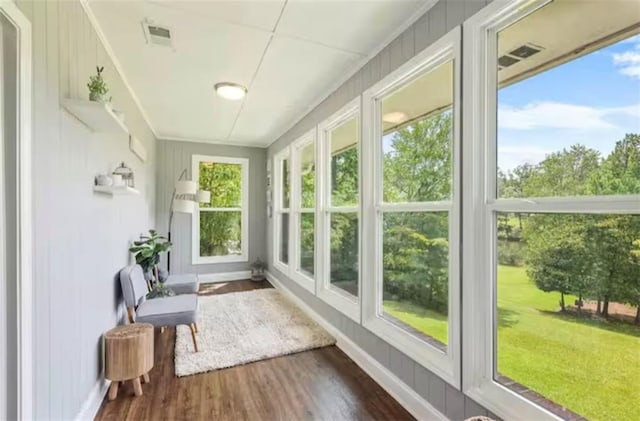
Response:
175,180,197,195
172,199,194,214
196,190,211,203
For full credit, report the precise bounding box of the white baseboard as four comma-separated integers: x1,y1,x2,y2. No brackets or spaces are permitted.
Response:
199,270,252,284
265,271,448,421
75,378,109,421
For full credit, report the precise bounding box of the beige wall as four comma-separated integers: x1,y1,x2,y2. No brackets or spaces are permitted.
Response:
15,1,157,419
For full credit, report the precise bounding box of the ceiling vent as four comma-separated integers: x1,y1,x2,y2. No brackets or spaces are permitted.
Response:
142,20,173,48
498,43,544,70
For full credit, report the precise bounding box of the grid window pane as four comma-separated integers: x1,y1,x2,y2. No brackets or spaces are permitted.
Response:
299,213,315,277
199,211,241,257
330,213,358,296
282,158,290,208
496,212,640,420
382,61,454,203
279,213,289,265
330,117,359,207
199,162,242,208
382,212,449,348
300,143,315,208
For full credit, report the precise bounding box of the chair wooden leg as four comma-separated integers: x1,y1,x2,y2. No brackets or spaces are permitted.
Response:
142,373,150,384
194,323,198,333
126,307,135,324
160,326,165,333
132,377,143,397
189,323,199,352
108,381,119,401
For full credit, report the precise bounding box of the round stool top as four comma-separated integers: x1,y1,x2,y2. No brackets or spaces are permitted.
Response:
105,323,153,339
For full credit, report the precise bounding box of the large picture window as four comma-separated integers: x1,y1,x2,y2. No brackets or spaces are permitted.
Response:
362,28,461,386
192,155,249,264
317,98,361,321
464,1,640,420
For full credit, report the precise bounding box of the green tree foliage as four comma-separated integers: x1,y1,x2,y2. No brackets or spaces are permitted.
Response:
198,162,242,257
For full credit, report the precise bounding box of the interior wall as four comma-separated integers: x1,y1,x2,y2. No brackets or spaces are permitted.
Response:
266,1,498,420
15,1,157,419
156,139,267,275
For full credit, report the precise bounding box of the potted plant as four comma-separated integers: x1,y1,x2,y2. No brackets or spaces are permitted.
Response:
129,229,172,289
250,258,267,282
87,66,111,104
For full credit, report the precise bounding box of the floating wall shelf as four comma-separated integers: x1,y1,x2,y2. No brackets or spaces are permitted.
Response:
62,98,128,135
93,185,140,196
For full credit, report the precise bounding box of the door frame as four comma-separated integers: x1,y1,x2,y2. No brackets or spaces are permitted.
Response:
0,2,32,419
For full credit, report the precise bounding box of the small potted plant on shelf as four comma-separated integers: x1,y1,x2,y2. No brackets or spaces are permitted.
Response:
129,229,174,298
250,258,267,282
87,66,111,105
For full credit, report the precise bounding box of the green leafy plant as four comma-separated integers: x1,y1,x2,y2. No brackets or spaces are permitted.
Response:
129,229,172,284
87,66,110,102
146,282,176,299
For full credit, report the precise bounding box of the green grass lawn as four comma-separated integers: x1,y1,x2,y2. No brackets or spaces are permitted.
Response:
384,265,640,421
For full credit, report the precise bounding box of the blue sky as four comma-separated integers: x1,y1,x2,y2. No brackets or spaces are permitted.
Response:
498,34,640,171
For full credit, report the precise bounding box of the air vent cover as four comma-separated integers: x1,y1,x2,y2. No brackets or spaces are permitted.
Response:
509,43,543,59
142,20,173,48
498,55,521,68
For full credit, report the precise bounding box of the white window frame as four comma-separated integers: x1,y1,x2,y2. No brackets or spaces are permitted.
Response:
191,155,249,264
317,98,362,321
462,1,640,419
290,129,317,292
273,147,291,274
361,27,462,388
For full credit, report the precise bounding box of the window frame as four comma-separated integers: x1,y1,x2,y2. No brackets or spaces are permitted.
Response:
191,155,249,265
273,147,291,274
361,27,462,388
317,97,362,321
290,128,317,292
461,1,640,419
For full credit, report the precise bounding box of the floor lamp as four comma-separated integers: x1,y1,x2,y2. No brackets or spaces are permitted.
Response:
167,168,211,272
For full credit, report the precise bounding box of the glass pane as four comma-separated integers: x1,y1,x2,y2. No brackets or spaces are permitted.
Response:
382,212,449,349
496,212,640,420
329,213,358,296
497,3,640,198
279,213,289,265
299,213,314,277
330,116,359,207
199,162,242,208
199,211,241,257
381,61,454,203
281,158,290,209
300,142,316,208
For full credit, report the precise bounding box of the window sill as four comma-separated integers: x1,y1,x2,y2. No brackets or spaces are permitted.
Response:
192,255,248,265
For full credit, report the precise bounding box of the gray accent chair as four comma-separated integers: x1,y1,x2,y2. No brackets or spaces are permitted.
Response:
120,265,200,352
144,269,199,295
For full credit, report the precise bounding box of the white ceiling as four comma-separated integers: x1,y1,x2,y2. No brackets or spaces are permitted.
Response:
87,0,430,147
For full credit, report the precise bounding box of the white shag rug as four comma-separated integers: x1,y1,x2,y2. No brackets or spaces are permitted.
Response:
174,288,336,377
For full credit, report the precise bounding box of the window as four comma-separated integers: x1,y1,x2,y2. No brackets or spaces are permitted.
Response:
290,129,317,292
273,148,291,272
317,98,361,321
192,155,249,264
464,1,640,420
362,28,461,386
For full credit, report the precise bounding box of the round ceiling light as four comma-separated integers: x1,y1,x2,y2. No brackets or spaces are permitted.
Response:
214,82,248,100
382,111,409,124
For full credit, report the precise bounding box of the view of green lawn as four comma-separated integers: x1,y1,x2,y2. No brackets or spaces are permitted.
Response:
384,265,640,421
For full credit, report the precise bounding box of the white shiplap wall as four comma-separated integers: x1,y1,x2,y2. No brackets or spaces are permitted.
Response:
15,1,157,419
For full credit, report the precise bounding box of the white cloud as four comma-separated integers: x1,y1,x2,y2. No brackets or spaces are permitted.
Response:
498,102,617,130
612,36,640,79
498,145,553,171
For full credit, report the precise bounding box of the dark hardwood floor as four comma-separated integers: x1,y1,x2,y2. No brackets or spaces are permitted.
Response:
96,280,414,421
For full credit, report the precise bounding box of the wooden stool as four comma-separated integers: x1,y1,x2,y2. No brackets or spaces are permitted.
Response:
104,323,154,400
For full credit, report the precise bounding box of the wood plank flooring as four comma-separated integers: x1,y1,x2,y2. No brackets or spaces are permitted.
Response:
95,280,414,421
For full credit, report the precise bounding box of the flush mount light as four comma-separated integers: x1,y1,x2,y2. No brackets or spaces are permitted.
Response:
383,111,409,124
214,82,248,100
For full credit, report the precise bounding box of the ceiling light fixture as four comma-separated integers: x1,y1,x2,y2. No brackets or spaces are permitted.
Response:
214,82,248,100
383,111,409,124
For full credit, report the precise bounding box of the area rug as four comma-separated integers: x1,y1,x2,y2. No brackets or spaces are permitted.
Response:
174,288,336,377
